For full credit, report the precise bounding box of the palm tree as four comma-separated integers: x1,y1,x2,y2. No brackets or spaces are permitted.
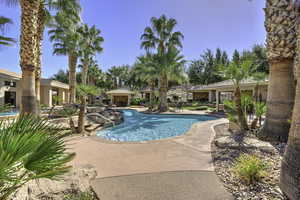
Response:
156,47,186,111
0,115,75,199
135,54,159,110
2,0,41,114
141,15,184,112
0,16,15,47
77,24,103,134
253,72,267,102
107,66,129,88
280,1,300,198
219,60,255,131
35,0,81,113
261,0,296,142
49,6,82,104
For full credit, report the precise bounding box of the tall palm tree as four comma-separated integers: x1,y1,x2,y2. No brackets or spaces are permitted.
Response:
280,1,300,198
2,0,41,114
77,24,103,134
261,0,296,142
157,47,186,111
141,15,184,112
0,16,15,47
49,7,82,104
107,66,128,88
34,0,81,113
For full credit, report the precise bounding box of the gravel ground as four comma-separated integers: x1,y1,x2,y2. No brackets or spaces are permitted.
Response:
212,123,288,200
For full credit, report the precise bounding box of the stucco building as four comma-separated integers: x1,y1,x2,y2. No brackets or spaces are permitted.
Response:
0,69,70,108
106,88,135,106
189,78,268,110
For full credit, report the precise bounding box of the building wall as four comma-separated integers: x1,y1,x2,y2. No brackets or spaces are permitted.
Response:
193,92,209,102
0,77,21,108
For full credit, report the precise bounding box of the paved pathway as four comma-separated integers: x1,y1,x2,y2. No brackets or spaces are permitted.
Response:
68,117,233,200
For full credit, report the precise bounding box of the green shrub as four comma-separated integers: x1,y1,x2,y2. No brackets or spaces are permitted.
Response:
195,106,208,110
0,115,75,199
131,98,144,106
0,104,12,113
233,154,267,184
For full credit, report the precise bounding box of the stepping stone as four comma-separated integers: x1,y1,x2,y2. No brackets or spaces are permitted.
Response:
91,171,233,200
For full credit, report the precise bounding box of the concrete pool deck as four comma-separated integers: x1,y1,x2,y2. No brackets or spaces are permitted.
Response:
68,113,233,200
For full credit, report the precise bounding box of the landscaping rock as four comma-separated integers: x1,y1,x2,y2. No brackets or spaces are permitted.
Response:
87,106,106,113
11,165,97,200
215,136,276,154
212,123,287,200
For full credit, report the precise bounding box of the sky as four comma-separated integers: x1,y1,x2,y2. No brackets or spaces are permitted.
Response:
0,0,266,78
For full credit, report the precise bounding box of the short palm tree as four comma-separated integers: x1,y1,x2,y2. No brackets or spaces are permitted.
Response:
49,6,82,104
0,16,15,47
0,115,75,199
141,15,184,112
219,60,255,131
77,24,103,134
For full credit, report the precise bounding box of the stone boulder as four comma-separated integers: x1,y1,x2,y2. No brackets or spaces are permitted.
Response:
215,135,276,154
87,106,106,113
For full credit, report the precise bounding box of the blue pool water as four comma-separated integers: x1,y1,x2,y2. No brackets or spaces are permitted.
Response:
97,109,217,142
0,111,18,117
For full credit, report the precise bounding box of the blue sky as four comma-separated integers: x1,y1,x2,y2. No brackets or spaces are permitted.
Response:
0,0,266,78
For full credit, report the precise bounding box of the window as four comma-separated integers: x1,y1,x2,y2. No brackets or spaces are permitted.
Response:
4,81,16,87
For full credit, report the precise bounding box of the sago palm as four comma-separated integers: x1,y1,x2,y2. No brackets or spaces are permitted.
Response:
141,15,184,112
0,16,15,47
0,115,75,199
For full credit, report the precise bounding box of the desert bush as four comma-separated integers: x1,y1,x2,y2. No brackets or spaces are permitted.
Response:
233,154,267,185
0,115,75,199
131,98,145,106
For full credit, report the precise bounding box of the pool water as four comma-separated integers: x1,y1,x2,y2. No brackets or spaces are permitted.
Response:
0,111,18,117
97,109,217,142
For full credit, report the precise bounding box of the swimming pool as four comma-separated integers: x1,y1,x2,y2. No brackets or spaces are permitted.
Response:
0,111,19,117
97,109,217,142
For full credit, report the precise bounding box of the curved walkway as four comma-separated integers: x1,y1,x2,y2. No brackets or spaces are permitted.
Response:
68,116,233,200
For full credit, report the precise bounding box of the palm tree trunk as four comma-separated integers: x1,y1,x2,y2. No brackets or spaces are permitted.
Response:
20,0,40,115
149,80,155,110
261,59,295,142
77,62,88,134
159,73,168,112
234,86,248,131
35,5,46,115
280,70,300,199
68,53,77,104
261,0,297,142
280,12,300,199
